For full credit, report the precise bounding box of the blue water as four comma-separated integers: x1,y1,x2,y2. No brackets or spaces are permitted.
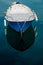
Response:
0,0,43,65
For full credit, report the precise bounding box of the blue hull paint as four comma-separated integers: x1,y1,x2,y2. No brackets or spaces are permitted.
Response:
8,22,32,32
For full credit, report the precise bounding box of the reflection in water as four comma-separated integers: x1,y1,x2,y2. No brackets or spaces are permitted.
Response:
6,25,35,51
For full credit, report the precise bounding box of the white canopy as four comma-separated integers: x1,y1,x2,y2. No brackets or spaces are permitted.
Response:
5,2,35,22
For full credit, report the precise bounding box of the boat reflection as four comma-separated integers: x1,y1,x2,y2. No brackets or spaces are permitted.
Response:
6,25,35,51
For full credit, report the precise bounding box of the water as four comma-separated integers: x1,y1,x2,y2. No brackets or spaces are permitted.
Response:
0,0,43,65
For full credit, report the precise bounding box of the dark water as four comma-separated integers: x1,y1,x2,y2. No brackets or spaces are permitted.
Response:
0,0,43,65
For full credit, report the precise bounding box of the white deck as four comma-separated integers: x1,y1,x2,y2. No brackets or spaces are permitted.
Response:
5,3,35,22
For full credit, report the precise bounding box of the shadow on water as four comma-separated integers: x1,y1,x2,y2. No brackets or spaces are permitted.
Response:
6,25,35,51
